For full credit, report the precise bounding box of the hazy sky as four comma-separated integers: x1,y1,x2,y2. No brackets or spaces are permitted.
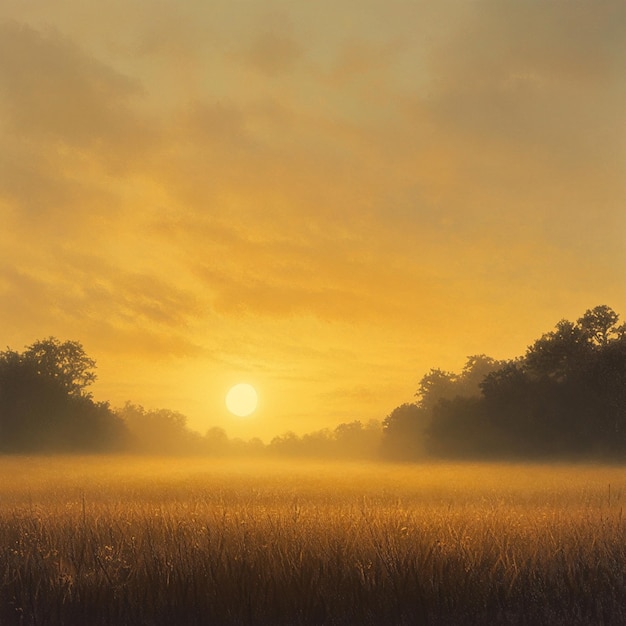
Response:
1,0,625,439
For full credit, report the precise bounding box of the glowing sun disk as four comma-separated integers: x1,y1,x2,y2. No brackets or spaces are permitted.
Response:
226,383,258,417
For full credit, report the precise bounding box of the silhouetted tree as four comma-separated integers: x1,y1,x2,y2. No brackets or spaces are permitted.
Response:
204,426,230,455
427,396,495,457
578,305,624,347
21,338,97,396
524,319,590,382
0,338,127,452
269,431,301,456
417,369,457,413
418,305,626,460
381,404,427,460
382,355,503,459
267,421,383,459
334,420,382,458
117,402,202,454
415,356,503,411
582,333,626,453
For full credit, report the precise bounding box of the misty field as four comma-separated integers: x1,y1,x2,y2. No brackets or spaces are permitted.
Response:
1,458,625,625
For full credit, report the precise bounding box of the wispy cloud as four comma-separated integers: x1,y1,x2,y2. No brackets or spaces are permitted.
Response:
0,1,625,437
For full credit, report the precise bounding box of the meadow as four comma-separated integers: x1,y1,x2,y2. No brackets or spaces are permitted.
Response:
0,456,625,625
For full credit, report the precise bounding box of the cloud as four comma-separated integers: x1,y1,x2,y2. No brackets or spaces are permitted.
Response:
0,21,151,154
0,20,161,245
425,2,626,163
0,1,625,438
239,31,303,75
151,211,455,325
327,38,404,86
0,251,205,358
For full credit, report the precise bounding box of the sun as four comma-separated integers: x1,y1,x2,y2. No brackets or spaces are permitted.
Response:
225,383,258,417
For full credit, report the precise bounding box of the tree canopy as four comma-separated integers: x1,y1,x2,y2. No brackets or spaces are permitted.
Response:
382,305,626,460
0,338,126,452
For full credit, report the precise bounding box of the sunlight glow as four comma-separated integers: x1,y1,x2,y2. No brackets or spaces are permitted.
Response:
225,383,258,417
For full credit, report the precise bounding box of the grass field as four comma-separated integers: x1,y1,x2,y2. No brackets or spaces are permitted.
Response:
0,456,625,625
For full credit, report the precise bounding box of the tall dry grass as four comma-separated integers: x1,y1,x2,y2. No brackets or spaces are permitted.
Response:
0,456,625,625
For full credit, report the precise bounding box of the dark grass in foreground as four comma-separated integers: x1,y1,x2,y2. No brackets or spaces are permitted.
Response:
1,458,626,625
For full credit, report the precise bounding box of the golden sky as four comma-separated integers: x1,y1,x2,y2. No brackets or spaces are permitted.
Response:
1,1,625,440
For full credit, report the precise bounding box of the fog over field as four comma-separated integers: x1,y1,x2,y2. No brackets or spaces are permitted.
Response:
1,456,625,625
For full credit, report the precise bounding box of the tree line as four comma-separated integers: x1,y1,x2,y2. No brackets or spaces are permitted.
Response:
1,305,625,460
382,305,626,460
0,337,382,456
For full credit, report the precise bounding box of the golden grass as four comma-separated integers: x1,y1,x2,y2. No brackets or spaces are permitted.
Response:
0,456,625,625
